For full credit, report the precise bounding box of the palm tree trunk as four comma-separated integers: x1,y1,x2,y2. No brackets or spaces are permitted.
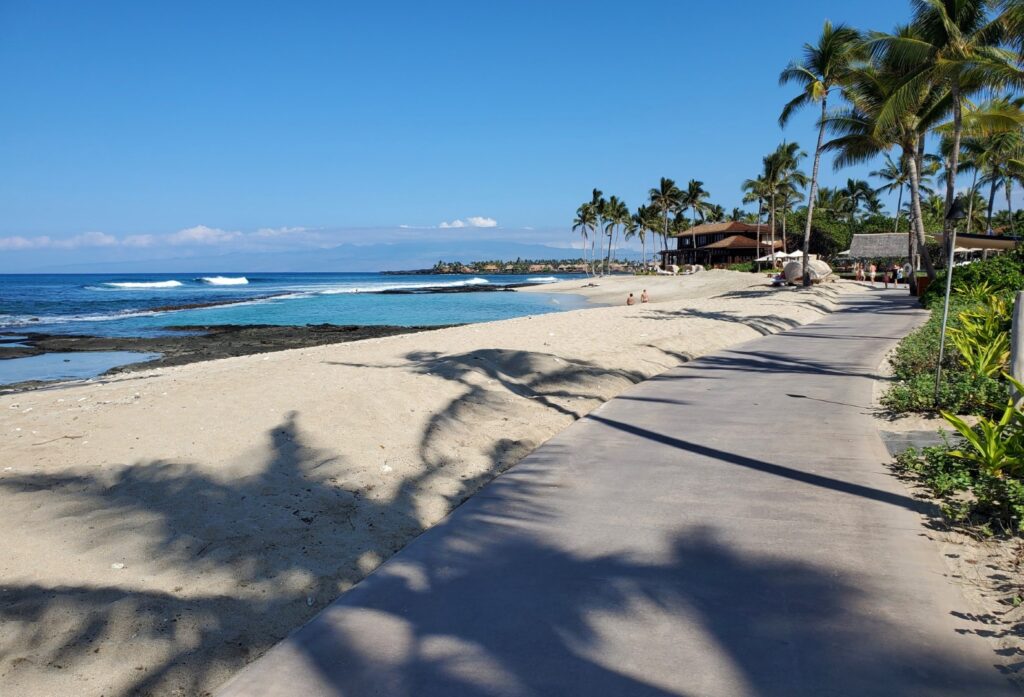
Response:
769,193,776,267
802,106,827,285
1007,179,1015,236
907,153,936,280
987,176,999,232
894,183,903,234
966,169,979,234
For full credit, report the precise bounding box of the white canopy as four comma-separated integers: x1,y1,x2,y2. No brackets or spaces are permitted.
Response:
755,251,788,262
836,249,852,257
785,250,805,258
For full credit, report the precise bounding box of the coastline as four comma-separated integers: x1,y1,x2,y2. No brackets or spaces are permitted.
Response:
0,271,863,697
0,324,450,392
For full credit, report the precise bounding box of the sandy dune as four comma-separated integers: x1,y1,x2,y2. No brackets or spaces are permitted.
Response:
0,271,860,696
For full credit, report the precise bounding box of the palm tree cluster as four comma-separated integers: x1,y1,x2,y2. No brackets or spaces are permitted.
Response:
574,178,730,275
571,2,1024,282
779,1,1024,283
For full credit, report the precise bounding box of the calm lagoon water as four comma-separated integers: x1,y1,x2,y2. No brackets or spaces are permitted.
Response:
0,351,162,385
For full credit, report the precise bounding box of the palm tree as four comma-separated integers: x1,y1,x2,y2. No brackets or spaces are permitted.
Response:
870,1,1023,242
870,154,911,232
602,196,629,273
648,177,682,265
823,45,947,279
779,20,862,284
628,205,653,269
703,203,727,223
760,142,808,254
730,207,746,222
572,203,596,276
680,179,711,251
742,177,771,264
590,189,606,275
838,178,875,234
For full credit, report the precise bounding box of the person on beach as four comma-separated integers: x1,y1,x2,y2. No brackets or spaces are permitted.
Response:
889,263,900,288
868,263,877,286
626,293,635,306
641,289,649,303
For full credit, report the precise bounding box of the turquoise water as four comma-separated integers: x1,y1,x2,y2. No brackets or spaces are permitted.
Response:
0,273,586,337
0,351,162,384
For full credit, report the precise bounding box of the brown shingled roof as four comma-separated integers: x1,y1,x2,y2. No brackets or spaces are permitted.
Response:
675,221,767,236
699,235,778,250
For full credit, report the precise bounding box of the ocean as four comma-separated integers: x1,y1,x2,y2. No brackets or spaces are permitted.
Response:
0,272,586,337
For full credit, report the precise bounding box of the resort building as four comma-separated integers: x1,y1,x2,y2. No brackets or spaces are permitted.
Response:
660,221,780,267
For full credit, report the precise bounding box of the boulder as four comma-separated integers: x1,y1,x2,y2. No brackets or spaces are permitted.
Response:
783,259,832,285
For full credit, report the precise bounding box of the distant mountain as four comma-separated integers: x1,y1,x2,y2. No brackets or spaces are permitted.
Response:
24,240,639,273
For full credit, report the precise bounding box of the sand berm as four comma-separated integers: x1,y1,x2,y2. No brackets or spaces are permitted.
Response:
0,271,863,697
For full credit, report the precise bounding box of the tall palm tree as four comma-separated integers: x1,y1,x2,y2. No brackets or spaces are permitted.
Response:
763,142,807,254
838,178,875,234
779,21,862,284
870,154,911,232
823,45,947,279
628,205,654,269
680,179,711,251
870,1,1023,241
730,207,746,222
590,189,606,275
648,177,682,264
600,196,630,274
742,177,771,264
572,203,596,276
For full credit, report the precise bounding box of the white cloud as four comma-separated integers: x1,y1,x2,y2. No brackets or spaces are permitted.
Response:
55,231,117,248
167,225,242,245
438,216,497,229
0,235,43,250
253,226,308,238
0,232,117,250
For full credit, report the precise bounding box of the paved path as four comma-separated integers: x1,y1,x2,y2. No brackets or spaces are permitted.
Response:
218,289,1017,697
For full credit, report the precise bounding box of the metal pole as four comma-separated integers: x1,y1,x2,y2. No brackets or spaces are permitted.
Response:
934,226,958,407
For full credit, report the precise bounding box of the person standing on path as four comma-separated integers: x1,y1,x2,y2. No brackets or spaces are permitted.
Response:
868,263,877,287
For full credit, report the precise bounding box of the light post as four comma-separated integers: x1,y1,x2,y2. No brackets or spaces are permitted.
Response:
934,196,968,407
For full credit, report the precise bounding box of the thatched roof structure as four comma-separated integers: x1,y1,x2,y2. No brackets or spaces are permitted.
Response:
849,233,908,259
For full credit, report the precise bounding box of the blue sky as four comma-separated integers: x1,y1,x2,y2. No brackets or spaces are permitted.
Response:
1,1,921,269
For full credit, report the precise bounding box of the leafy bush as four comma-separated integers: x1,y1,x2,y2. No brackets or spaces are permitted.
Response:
947,294,1012,377
920,247,1024,308
725,262,757,273
881,369,1004,415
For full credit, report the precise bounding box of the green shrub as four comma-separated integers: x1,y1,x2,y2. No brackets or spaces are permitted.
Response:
920,247,1024,308
881,370,1004,415
725,262,757,273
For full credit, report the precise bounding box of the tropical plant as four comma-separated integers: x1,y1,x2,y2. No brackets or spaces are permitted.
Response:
869,0,1024,240
601,195,629,274
572,203,596,276
649,177,682,260
680,179,711,229
947,293,1012,377
871,154,910,232
779,20,863,284
822,41,945,280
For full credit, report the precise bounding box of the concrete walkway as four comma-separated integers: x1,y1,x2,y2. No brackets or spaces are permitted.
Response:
218,289,1017,697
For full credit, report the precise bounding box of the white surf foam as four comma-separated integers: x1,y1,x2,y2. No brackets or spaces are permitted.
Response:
527,276,559,283
317,277,492,294
198,276,249,285
103,280,183,289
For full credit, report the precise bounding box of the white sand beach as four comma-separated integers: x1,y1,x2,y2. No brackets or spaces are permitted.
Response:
0,272,861,696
